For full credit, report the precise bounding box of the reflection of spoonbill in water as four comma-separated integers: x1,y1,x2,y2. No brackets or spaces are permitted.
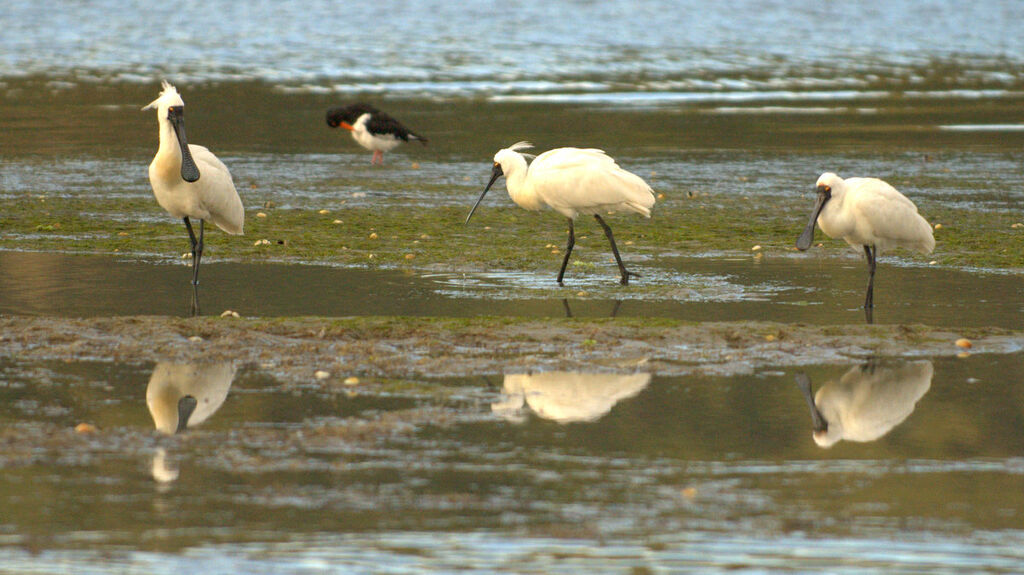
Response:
466,142,656,285
796,360,933,448
326,103,427,165
492,371,651,424
143,82,244,295
796,172,934,314
146,361,236,435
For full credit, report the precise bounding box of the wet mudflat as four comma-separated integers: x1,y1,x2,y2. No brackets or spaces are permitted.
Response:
0,353,1021,573
3,0,1024,570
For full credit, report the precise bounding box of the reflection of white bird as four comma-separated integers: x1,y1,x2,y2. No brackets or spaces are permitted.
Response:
146,361,236,435
796,361,933,448
492,372,651,424
144,82,244,289
466,142,656,285
796,172,934,312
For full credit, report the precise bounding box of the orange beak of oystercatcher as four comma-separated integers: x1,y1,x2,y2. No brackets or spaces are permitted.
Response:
339,122,354,131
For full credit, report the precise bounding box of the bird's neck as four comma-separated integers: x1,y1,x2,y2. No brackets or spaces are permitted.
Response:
157,119,182,159
504,155,543,211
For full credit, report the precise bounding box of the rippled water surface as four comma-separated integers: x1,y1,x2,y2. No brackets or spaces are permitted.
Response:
2,1,1024,572
0,354,1021,572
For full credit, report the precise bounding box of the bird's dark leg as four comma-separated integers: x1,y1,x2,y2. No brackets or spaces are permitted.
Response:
557,218,576,286
184,217,205,287
594,214,637,285
863,244,876,310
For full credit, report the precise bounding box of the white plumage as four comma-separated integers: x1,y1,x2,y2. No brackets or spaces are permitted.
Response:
797,172,934,314
144,81,244,294
492,372,651,424
146,361,236,435
466,142,656,285
797,361,933,448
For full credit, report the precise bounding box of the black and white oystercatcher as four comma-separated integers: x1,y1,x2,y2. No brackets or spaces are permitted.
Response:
325,103,427,164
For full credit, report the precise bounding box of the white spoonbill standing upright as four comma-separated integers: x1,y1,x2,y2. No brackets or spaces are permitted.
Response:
143,82,244,298
326,103,427,164
466,142,656,285
796,172,934,313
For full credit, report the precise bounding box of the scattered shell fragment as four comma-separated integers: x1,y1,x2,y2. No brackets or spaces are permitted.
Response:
369,232,378,239
411,162,420,169
929,260,938,265
751,245,762,252
318,209,329,214
624,240,634,245
314,370,330,380
404,253,416,260
333,219,343,224
256,212,267,218
957,351,971,359
220,310,240,318
681,487,698,500
352,192,367,198
764,334,777,342
955,338,972,349
343,376,360,386
933,223,943,230
657,193,665,199
254,239,271,246
118,231,129,236
1012,223,1023,229
188,335,203,343
181,253,191,259
75,423,97,434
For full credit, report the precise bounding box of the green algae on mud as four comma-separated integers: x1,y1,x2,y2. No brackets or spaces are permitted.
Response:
3,187,1022,273
1,315,1019,381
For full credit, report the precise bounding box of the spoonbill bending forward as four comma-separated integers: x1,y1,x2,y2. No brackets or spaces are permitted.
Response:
466,142,655,286
796,172,934,312
143,82,244,290
326,103,427,164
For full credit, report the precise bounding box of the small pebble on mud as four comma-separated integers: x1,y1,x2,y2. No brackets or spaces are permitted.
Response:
343,376,360,385
188,336,203,343
75,423,97,434
318,209,329,214
314,370,330,380
220,310,240,318
955,338,972,349
256,212,267,218
369,232,378,239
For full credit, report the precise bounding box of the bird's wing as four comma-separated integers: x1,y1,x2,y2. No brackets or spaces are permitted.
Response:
847,178,933,252
365,112,426,142
188,145,245,235
530,148,655,216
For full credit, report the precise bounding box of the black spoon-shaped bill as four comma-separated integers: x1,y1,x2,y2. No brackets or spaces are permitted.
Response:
465,163,504,225
168,106,201,183
796,189,829,251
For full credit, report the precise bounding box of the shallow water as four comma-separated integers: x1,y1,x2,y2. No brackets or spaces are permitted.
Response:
2,1,1024,571
2,251,1023,327
0,353,1021,572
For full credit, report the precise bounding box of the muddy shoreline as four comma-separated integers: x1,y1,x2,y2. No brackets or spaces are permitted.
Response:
2,315,1018,381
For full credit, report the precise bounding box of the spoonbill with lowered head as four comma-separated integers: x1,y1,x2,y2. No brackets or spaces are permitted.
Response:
143,81,244,293
796,172,934,313
466,142,656,285
326,103,427,164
